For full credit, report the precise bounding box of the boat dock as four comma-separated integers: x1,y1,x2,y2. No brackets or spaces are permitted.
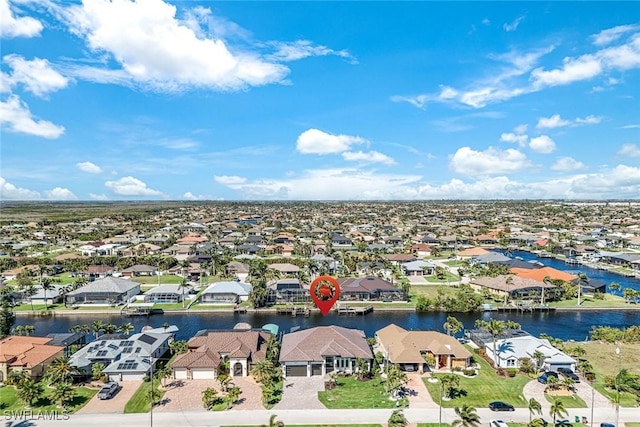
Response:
336,304,373,316
121,302,155,317
276,306,310,317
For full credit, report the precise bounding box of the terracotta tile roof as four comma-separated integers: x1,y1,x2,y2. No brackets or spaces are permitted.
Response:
0,336,63,369
511,267,577,282
279,326,373,363
376,324,471,364
457,247,490,257
471,275,558,292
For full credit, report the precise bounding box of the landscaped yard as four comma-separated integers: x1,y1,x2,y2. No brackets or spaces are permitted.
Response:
124,380,165,413
423,352,529,408
318,376,397,409
571,341,640,407
0,384,97,414
130,274,184,285
544,393,587,408
549,293,630,308
409,285,457,298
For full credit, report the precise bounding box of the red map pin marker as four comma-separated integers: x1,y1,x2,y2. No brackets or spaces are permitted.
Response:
310,275,340,316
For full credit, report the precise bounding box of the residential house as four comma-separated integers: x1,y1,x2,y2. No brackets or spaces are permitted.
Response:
172,329,271,379
45,332,87,357
469,275,559,301
121,264,158,278
143,284,194,304
268,263,301,277
402,260,436,277
65,277,140,306
456,247,490,260
268,278,309,304
199,280,252,304
70,331,172,381
279,326,373,377
0,336,64,381
337,276,406,301
409,243,432,257
225,261,250,282
375,324,472,372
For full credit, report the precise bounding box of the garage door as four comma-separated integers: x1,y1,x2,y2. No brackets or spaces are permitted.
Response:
174,368,187,380
311,364,322,376
286,365,307,377
192,368,214,379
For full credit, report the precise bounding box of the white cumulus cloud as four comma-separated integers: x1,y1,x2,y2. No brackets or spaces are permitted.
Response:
591,24,640,46
214,175,247,186
0,94,65,138
60,0,288,92
529,135,556,154
342,150,396,165
2,55,69,97
551,157,586,171
0,176,40,199
45,187,78,200
105,176,163,196
296,128,366,154
0,0,43,39
537,114,603,129
449,146,531,176
618,143,640,158
500,132,528,147
76,161,102,174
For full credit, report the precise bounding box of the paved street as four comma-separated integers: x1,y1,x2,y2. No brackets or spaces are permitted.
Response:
18,404,639,427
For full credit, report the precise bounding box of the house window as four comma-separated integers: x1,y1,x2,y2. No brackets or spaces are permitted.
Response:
506,359,516,367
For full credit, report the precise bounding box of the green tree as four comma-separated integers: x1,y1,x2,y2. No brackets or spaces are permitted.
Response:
444,315,464,336
532,350,546,373
217,373,232,392
226,385,242,409
440,373,461,399
0,297,16,339
119,322,134,336
91,320,105,339
475,318,508,367
24,325,35,336
41,277,55,309
202,387,221,410
451,404,480,427
388,409,408,427
356,357,370,381
528,397,542,422
45,356,78,384
252,359,275,383
609,282,621,295
178,278,191,308
13,325,25,335
549,398,569,425
51,381,75,408
155,364,173,388
260,414,285,427
92,362,106,381
16,378,43,407
170,340,188,354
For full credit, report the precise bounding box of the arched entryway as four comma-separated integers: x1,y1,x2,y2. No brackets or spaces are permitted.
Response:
233,362,243,376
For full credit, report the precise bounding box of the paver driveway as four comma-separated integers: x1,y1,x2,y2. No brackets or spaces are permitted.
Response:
274,376,326,409
407,373,437,409
77,381,141,414
154,377,264,413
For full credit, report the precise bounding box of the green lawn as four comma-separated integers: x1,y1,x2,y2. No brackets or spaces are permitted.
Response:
318,376,397,409
549,293,630,308
424,272,460,283
0,384,97,414
130,275,183,284
124,381,165,413
13,303,64,312
544,393,587,408
424,353,529,408
409,285,457,298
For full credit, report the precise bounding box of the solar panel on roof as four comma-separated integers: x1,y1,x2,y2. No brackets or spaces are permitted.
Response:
138,334,157,345
135,347,142,353
108,344,118,350
122,347,133,353
96,350,108,357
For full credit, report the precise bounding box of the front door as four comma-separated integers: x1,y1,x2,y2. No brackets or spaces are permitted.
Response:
233,362,243,376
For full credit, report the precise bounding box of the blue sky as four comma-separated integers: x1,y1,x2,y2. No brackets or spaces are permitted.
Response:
1,0,639,201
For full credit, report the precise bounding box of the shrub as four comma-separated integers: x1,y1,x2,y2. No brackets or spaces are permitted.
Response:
462,368,476,377
507,368,518,377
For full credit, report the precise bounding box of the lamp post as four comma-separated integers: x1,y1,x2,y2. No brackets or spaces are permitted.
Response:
588,376,595,427
615,346,621,427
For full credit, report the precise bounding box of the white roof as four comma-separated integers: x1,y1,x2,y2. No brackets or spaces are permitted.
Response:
202,280,252,296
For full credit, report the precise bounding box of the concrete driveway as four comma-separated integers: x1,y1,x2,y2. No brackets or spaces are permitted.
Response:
274,376,326,409
407,373,438,409
77,381,142,414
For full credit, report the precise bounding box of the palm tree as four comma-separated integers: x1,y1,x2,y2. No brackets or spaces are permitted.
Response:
217,373,232,392
439,373,460,399
226,385,241,409
13,325,25,335
24,325,35,336
41,277,55,309
475,318,507,367
119,322,134,336
102,323,119,334
51,382,75,408
45,356,78,384
252,359,275,383
609,282,621,295
178,278,190,308
16,378,43,408
170,340,188,354
443,315,463,337
528,397,542,422
155,364,173,387
545,375,559,392
533,350,546,373
549,398,569,425
91,320,105,339
451,404,480,427
260,414,284,427
388,409,408,427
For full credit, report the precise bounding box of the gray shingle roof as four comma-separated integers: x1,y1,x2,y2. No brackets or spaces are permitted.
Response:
66,277,139,296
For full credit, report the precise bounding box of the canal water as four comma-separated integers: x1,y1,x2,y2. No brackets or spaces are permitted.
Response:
16,309,640,343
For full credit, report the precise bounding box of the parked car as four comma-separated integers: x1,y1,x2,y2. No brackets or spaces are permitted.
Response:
557,367,581,382
490,420,509,427
600,424,615,427
537,371,559,384
98,382,120,400
488,401,515,411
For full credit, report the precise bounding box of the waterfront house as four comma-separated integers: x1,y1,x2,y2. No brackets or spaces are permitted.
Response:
279,326,373,377
268,263,300,276
268,278,309,304
171,329,270,379
375,324,472,372
456,247,489,260
225,261,250,282
121,264,158,278
45,332,87,357
0,336,64,381
337,276,406,301
23,284,64,305
65,277,140,306
70,331,171,381
480,332,576,372
469,275,559,301
143,284,194,304
199,280,251,304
